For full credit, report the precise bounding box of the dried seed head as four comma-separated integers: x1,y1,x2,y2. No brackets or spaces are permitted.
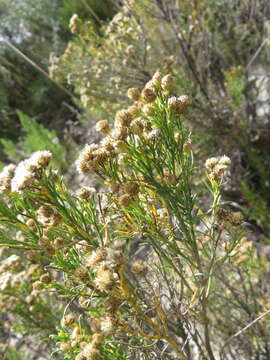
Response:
62,314,76,327
113,140,126,154
230,212,244,226
26,218,36,231
89,318,101,333
38,236,50,248
26,294,36,305
76,144,99,174
85,249,107,269
76,159,93,174
161,74,173,90
142,103,154,116
77,187,96,200
127,87,141,101
141,87,157,103
91,333,104,347
130,118,144,134
151,71,163,87
163,55,175,67
32,280,43,291
163,171,176,184
84,347,100,360
95,120,109,134
100,316,116,334
219,155,231,166
0,164,16,193
40,273,51,284
128,105,140,117
205,157,219,170
27,151,52,170
11,161,34,192
112,126,128,140
54,237,64,249
94,269,116,291
177,95,190,112
75,353,86,360
205,155,231,181
60,342,72,351
118,193,132,207
183,139,192,152
115,109,133,127
69,14,81,34
108,182,120,194
131,260,148,276
147,128,162,141
93,149,110,167
123,182,139,196
101,137,114,151
75,267,89,282
15,231,26,241
37,205,54,218
168,95,190,114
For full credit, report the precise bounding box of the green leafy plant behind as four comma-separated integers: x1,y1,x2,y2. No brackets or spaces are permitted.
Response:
0,111,67,170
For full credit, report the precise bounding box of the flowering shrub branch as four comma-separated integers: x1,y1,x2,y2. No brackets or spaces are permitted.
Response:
0,72,269,359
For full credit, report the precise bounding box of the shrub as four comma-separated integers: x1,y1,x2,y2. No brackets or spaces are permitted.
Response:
0,73,269,360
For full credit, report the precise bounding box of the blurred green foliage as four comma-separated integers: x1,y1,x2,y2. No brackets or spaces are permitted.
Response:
0,0,116,163
0,111,67,170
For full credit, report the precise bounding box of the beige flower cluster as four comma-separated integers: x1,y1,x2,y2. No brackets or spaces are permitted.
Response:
0,151,52,193
76,71,190,181
205,155,231,181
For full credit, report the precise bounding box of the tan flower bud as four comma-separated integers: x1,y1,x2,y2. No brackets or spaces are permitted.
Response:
54,237,64,249
108,182,120,194
161,74,173,90
142,104,154,116
183,139,192,152
114,140,126,153
62,314,76,327
130,118,144,134
115,109,133,127
141,87,157,103
32,280,43,291
118,193,132,207
40,273,51,284
95,120,109,134
123,182,139,196
127,87,141,101
26,218,36,231
113,126,128,140
151,71,162,87
131,260,148,276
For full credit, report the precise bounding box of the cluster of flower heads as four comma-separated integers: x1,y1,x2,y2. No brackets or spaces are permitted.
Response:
76,186,96,201
37,204,62,228
60,312,113,360
69,14,81,34
49,6,168,117
85,240,125,292
55,241,129,360
0,151,52,193
0,164,16,193
0,254,23,292
205,155,231,181
76,71,190,178
0,252,46,314
216,208,244,231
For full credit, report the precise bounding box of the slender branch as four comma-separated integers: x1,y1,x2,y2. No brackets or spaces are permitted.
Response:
2,39,79,102
221,308,270,359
